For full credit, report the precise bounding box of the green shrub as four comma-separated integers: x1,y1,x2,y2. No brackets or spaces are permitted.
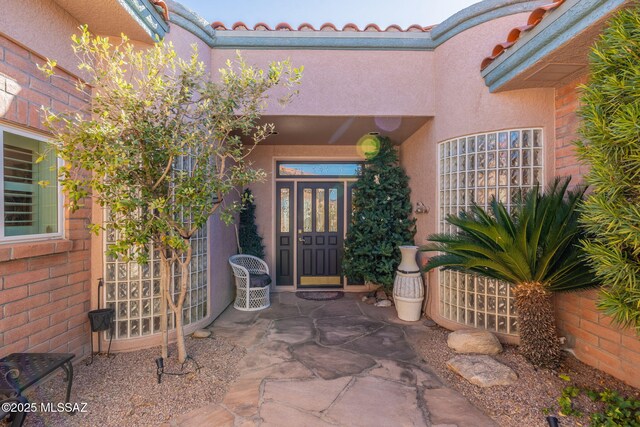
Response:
342,137,416,290
576,6,640,332
238,189,265,258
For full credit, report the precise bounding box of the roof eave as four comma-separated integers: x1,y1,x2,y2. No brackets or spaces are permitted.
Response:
481,0,628,92
212,31,436,51
119,0,170,41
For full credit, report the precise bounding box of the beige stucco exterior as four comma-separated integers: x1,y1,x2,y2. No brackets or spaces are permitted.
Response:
3,0,638,389
211,49,435,117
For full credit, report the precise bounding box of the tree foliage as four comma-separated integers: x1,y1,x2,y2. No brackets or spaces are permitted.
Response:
422,178,598,368
238,189,265,258
576,7,640,333
41,26,302,362
342,137,416,291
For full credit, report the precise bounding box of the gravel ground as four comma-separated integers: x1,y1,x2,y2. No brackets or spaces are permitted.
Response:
16,335,245,427
416,322,640,427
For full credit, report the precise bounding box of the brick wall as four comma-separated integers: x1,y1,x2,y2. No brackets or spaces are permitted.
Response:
553,75,640,388
0,34,92,359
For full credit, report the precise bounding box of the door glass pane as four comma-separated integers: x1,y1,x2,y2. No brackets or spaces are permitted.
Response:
303,188,312,232
329,189,338,232
280,188,290,233
316,189,325,232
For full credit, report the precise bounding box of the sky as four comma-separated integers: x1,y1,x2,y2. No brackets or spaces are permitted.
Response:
176,0,481,29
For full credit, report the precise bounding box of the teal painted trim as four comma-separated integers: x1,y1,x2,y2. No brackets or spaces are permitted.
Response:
213,33,435,51
431,0,549,42
167,0,216,47
121,0,169,40
166,0,543,51
483,0,626,91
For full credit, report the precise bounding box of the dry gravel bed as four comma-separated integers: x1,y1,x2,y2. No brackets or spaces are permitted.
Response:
18,335,245,427
416,322,640,427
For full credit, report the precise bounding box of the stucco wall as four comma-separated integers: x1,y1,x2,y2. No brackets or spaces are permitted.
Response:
399,12,556,340
210,49,435,117
165,24,212,74
0,0,80,73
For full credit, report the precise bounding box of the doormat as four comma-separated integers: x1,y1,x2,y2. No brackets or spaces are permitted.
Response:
296,291,344,301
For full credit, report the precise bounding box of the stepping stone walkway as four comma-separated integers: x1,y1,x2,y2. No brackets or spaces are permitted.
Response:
172,293,497,426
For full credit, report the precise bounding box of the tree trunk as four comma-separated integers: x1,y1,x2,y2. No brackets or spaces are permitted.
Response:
174,245,192,364
513,281,561,369
175,302,186,363
159,250,171,359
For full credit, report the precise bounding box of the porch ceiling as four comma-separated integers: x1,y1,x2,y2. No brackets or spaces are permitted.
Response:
257,115,430,145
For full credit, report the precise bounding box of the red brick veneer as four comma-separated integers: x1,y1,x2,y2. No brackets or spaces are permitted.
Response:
0,34,92,359
554,75,640,388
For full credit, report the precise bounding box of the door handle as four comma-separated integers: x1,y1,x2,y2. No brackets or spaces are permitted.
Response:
298,236,305,242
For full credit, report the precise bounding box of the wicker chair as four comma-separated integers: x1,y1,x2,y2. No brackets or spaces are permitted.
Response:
229,254,271,311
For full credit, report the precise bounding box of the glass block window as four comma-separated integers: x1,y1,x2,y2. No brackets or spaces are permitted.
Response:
103,166,210,346
438,129,543,335
104,224,208,340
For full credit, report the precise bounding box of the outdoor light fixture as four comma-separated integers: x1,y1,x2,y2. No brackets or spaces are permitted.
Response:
155,357,164,384
414,202,429,214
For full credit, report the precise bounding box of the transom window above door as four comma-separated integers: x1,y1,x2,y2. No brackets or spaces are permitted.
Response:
277,162,363,178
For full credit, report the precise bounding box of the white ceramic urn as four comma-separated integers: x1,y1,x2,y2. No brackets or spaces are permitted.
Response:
393,245,425,321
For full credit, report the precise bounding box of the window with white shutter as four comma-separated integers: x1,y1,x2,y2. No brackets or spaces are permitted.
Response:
0,126,62,241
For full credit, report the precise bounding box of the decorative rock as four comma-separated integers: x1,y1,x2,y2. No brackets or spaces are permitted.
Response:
446,355,517,387
364,297,377,305
192,329,212,338
375,300,392,307
447,329,503,355
375,289,388,300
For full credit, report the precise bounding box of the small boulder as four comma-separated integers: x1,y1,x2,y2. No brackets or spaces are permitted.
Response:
192,329,212,338
375,290,388,301
375,300,392,307
446,355,517,387
364,297,377,305
447,329,502,355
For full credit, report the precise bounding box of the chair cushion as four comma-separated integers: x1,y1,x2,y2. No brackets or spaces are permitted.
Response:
249,273,272,288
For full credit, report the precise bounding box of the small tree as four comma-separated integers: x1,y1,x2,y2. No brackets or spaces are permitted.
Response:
342,137,416,291
576,6,640,333
238,188,265,258
42,26,302,362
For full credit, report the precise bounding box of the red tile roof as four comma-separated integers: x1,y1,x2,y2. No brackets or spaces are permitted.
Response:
480,0,565,70
151,0,170,22
210,21,434,32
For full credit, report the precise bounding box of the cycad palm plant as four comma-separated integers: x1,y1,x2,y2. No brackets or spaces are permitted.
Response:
422,178,598,368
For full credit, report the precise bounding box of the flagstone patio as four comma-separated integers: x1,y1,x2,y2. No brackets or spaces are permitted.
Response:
171,293,497,426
